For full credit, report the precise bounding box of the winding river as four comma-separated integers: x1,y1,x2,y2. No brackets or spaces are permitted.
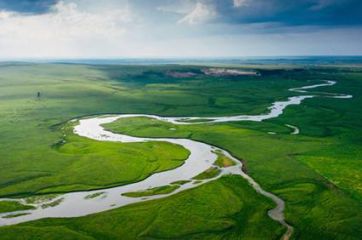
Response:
0,80,352,240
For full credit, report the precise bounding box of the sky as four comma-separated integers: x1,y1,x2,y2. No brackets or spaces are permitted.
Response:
0,0,361,58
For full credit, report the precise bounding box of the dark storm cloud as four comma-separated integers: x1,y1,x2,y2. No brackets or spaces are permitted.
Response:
211,0,362,26
0,0,57,14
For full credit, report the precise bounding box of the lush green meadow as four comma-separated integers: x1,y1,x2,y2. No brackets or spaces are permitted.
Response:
0,63,361,239
0,176,284,240
0,201,34,214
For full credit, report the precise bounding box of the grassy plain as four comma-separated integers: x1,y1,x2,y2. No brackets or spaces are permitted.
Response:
122,184,180,197
0,176,284,240
0,64,193,197
193,167,221,180
214,151,236,168
0,63,361,239
0,201,34,214
105,110,362,239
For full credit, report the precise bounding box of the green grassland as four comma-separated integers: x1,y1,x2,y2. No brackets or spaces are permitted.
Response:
192,167,221,180
0,63,361,239
0,201,34,214
0,64,195,198
122,184,180,197
214,151,236,168
0,118,189,197
105,113,362,239
0,176,284,240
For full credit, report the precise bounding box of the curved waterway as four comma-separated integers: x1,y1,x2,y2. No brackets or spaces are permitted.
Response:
0,80,352,240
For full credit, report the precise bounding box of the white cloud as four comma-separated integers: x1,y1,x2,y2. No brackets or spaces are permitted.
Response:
0,10,14,20
157,0,205,16
0,1,133,58
233,0,249,8
178,2,216,25
310,0,337,10
0,0,361,58
156,0,192,15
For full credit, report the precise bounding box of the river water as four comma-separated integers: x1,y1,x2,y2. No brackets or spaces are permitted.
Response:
0,80,351,239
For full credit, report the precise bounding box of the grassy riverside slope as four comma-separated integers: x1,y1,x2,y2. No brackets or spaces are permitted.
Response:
0,201,34,214
105,117,362,239
104,68,362,240
0,63,361,239
122,184,180,197
0,117,189,197
0,63,317,197
0,176,284,240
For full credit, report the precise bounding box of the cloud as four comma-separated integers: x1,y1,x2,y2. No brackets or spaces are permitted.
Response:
0,10,14,19
207,0,362,27
310,0,336,10
0,0,57,14
0,0,133,57
156,0,193,15
0,0,362,58
178,1,216,25
233,0,249,8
